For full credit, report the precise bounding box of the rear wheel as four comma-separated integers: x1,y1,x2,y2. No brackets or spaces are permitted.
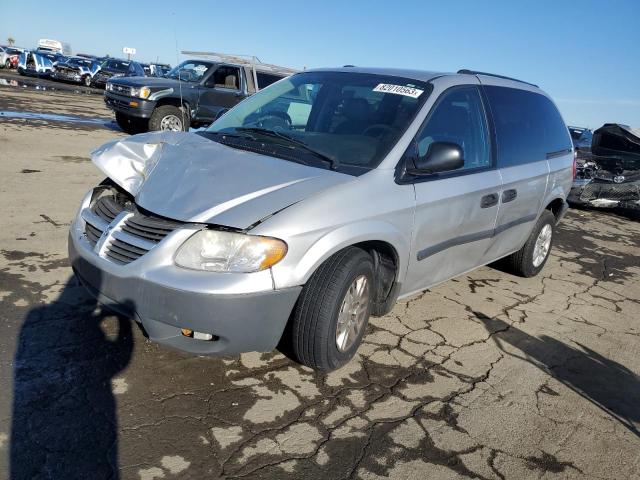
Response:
502,210,555,277
288,247,374,371
149,105,190,132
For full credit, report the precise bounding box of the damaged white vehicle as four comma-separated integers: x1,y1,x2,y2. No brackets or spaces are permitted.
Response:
69,68,573,370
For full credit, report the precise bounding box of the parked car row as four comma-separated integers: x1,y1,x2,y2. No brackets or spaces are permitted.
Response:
15,49,171,89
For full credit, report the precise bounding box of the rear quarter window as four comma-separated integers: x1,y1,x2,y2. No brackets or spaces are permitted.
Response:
256,72,284,89
484,86,571,167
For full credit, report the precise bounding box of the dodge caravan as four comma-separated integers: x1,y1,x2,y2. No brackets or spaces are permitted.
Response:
69,67,573,371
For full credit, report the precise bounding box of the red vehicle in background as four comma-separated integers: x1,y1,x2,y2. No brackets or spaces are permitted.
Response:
0,46,22,69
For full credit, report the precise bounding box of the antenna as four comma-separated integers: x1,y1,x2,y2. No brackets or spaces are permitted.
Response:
172,12,186,130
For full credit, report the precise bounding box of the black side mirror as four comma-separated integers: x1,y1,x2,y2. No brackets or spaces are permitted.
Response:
409,141,464,175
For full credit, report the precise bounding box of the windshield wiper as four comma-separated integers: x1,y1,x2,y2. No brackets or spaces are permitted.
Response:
236,127,339,170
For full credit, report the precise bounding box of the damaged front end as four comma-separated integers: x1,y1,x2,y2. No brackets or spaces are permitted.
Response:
568,123,640,210
89,131,351,229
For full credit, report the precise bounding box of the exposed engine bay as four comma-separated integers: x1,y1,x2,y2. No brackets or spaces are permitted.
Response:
569,123,640,209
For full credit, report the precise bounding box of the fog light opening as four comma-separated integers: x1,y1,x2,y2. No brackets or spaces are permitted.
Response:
181,328,217,341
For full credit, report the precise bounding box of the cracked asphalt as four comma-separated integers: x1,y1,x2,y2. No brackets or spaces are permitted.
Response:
1,85,639,480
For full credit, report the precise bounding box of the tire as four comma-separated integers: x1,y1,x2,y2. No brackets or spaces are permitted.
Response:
83,75,92,87
148,105,190,132
3,60,8,69
115,112,146,135
288,247,374,371
17,67,24,75
502,210,555,277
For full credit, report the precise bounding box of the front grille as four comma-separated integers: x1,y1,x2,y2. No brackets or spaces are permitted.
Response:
106,238,148,265
85,222,102,246
580,182,640,202
122,213,182,242
93,195,124,222
83,194,183,265
111,84,130,96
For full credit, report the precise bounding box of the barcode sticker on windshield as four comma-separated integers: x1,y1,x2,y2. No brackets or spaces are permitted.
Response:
373,84,424,98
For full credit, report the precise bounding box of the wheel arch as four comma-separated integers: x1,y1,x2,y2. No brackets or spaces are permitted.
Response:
155,96,191,113
544,196,568,222
277,221,410,315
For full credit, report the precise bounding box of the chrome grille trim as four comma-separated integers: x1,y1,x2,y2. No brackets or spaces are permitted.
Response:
82,194,183,265
110,229,156,251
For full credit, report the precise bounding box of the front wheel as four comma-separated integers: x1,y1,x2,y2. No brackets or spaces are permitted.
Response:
83,75,92,87
288,247,374,371
4,60,10,69
149,105,190,132
503,210,556,277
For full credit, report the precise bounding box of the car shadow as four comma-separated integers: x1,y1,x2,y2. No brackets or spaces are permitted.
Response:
477,314,640,438
10,273,133,479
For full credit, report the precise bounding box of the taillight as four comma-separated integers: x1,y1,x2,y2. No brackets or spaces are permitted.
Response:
572,150,577,179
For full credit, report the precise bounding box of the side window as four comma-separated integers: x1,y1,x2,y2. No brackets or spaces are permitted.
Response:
256,72,283,89
415,86,490,171
208,66,240,90
484,86,572,167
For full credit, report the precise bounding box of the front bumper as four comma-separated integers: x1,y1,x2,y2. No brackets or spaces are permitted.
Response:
68,215,301,355
52,71,82,83
104,92,156,118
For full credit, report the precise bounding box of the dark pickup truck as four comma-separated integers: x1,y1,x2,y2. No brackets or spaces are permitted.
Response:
104,53,295,133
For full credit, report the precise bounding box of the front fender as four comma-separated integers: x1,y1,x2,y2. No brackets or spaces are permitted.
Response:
271,220,410,289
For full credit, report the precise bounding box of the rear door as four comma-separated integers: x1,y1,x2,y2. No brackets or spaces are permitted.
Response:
481,84,572,260
403,83,502,294
197,65,243,122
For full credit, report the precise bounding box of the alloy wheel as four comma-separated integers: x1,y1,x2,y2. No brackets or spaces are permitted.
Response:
335,275,370,352
160,114,183,131
533,224,552,267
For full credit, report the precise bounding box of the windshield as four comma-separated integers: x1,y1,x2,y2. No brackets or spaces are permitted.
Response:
165,60,213,82
68,59,91,67
103,60,130,71
207,71,431,171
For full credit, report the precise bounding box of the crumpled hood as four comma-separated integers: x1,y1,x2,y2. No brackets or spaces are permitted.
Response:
90,131,352,229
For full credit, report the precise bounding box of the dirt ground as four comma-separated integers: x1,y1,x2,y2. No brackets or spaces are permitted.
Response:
0,83,639,480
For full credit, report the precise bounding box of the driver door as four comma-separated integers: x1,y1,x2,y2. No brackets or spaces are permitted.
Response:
197,65,244,122
404,84,502,294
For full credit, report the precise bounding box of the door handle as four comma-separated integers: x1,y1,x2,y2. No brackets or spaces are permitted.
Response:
502,189,517,203
480,193,499,208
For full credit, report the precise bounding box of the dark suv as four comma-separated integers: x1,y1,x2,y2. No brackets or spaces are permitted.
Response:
92,59,146,89
103,58,294,133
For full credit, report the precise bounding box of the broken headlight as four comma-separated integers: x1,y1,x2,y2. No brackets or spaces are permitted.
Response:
174,230,287,273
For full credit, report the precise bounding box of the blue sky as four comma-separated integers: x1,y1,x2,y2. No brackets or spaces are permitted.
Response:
2,0,639,128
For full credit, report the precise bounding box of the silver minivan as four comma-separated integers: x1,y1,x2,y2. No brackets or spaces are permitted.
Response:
69,67,574,371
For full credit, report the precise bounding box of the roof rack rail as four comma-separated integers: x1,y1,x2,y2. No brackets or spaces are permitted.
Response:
181,51,297,76
457,69,538,88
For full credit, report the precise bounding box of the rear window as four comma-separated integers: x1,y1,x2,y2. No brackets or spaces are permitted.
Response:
484,86,571,167
256,72,284,89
